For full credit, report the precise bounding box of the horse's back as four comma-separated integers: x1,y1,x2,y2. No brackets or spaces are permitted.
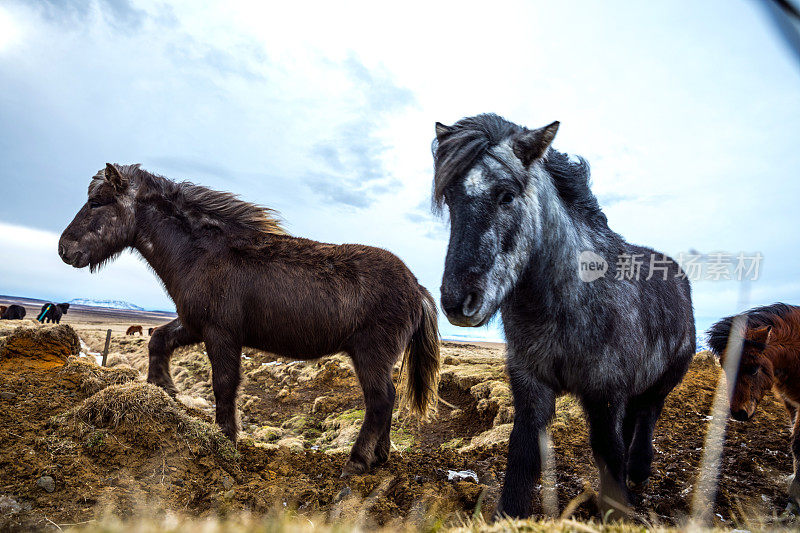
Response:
185,235,423,358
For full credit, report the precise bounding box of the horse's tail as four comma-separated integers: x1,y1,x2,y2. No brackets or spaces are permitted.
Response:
399,286,440,420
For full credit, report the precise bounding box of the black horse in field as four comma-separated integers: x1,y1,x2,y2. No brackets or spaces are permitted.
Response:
433,114,695,518
1,304,26,320
37,302,70,323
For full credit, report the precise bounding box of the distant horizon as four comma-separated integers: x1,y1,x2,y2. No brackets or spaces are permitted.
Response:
1,291,716,347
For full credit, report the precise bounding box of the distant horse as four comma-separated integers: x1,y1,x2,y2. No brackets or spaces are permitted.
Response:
126,325,144,336
432,114,695,518
1,304,26,320
708,303,800,502
37,302,70,323
59,163,440,476
0,306,6,316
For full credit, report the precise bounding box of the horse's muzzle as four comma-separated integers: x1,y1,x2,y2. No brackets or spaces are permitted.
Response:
58,240,90,268
441,288,487,327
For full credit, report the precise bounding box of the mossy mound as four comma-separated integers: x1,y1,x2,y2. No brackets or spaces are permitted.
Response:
0,324,80,367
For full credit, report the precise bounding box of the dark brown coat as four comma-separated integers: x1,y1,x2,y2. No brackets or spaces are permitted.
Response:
59,164,440,475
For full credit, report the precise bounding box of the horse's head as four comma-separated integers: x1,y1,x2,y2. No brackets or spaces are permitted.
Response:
59,163,137,271
432,115,559,327
57,303,70,314
722,326,775,422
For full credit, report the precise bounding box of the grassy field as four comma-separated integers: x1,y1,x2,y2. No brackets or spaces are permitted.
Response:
0,302,799,531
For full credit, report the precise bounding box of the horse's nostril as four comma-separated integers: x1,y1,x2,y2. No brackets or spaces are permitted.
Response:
462,292,482,317
58,244,65,257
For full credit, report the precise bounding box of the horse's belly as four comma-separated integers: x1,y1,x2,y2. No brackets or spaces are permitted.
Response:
243,325,349,361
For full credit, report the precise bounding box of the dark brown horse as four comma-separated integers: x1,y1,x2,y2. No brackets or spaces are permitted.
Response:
126,325,144,336
59,164,440,475
709,303,800,502
1,304,26,320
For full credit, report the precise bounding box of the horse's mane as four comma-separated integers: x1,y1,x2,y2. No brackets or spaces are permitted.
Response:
764,308,800,353
432,113,607,227
707,302,800,355
97,164,286,237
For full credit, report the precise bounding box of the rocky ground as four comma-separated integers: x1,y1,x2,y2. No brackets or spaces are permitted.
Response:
0,316,798,531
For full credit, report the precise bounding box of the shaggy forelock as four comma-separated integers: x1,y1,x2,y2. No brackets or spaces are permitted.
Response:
432,113,608,228
432,113,522,210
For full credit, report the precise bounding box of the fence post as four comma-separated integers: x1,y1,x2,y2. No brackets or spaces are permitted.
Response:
101,329,111,366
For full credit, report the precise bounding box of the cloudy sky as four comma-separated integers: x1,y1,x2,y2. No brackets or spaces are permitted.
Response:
0,0,798,341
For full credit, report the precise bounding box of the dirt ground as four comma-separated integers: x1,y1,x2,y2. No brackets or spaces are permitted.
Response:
0,308,798,531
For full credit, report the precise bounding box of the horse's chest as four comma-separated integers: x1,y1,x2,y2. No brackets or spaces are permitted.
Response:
513,341,590,394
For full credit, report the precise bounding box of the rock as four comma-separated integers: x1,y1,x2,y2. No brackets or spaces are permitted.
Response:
0,495,21,514
275,435,305,451
253,425,283,442
458,423,513,452
37,475,55,493
221,474,234,490
312,395,338,414
333,485,352,503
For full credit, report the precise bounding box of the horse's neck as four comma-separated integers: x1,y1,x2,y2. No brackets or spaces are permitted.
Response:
132,207,199,296
506,209,606,323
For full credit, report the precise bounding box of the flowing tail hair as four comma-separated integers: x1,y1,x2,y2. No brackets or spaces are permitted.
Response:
399,285,440,420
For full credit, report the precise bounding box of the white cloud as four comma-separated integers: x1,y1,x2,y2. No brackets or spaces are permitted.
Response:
0,0,798,340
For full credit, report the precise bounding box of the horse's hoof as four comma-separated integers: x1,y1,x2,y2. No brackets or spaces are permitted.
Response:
371,453,389,467
627,478,649,492
341,459,368,478
147,377,178,397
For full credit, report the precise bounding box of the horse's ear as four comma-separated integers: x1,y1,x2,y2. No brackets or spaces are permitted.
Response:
435,122,453,140
105,163,129,192
747,325,772,345
513,121,560,167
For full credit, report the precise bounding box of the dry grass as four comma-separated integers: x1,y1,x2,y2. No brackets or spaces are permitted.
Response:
59,355,139,394
57,512,751,533
56,381,236,459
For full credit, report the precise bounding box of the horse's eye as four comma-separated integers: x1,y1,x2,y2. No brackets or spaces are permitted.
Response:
88,200,106,209
742,365,759,376
498,192,515,206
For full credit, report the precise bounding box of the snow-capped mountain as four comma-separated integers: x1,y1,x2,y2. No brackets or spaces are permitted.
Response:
68,298,145,311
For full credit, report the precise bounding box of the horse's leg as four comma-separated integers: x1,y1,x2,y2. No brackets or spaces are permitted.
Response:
783,399,797,424
626,396,666,490
790,411,800,502
342,350,396,476
495,366,556,519
372,378,396,466
584,397,630,517
203,331,242,442
622,400,638,454
147,318,199,396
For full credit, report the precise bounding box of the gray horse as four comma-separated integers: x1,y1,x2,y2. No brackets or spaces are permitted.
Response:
433,114,695,518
